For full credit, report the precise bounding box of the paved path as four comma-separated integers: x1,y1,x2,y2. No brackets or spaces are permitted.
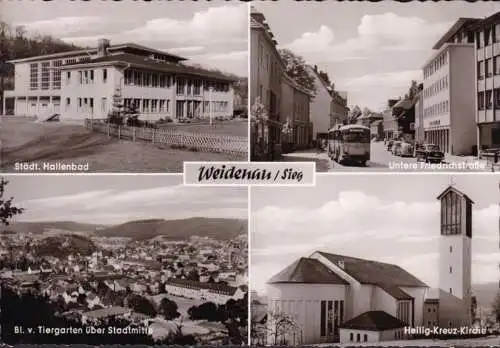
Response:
282,142,498,172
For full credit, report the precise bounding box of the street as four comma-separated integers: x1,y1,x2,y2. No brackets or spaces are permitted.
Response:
281,141,497,172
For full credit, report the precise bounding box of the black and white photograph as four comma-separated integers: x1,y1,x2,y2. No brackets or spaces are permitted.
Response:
0,1,249,173
250,2,500,172
0,175,248,345
250,175,500,346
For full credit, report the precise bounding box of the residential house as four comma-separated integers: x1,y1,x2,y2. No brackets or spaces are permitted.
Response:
383,99,400,140
307,65,333,145
250,7,284,160
331,89,349,128
165,278,245,305
81,306,132,325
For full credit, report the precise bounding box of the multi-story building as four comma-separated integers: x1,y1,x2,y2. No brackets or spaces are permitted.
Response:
414,87,425,143
280,73,312,152
4,39,235,121
331,89,349,128
307,65,334,145
473,12,500,150
422,18,477,155
250,7,284,160
382,99,399,140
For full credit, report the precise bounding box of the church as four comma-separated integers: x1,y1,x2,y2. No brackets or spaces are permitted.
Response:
265,184,473,344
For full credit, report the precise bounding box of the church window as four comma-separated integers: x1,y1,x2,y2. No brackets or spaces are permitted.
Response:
350,333,353,341
364,334,367,342
356,333,360,342
449,266,452,273
449,245,452,253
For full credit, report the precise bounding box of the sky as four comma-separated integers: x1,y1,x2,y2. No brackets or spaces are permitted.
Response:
251,174,500,295
0,0,248,77
254,1,500,111
2,175,248,225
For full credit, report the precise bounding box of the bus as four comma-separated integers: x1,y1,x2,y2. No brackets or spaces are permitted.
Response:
328,124,371,166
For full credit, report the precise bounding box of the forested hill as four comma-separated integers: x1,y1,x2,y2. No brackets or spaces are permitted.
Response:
0,21,82,99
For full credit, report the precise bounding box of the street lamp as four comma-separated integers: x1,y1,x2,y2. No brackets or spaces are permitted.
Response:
209,86,214,126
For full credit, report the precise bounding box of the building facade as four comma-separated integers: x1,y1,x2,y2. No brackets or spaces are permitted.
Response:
414,88,425,144
4,39,235,121
250,8,284,161
307,65,333,144
422,18,477,155
474,14,500,150
382,99,399,140
331,90,349,128
265,185,474,344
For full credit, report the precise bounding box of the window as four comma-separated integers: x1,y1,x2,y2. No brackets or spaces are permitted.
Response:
364,334,367,342
101,98,107,113
356,334,360,342
84,71,88,84
65,98,70,111
320,301,326,337
152,73,158,87
494,89,500,108
66,71,71,84
159,74,165,88
350,333,353,341
478,61,485,79
53,60,62,89
30,63,38,90
485,28,491,46
397,301,410,325
486,59,493,77
194,80,201,95
486,90,493,109
450,266,453,273
450,288,453,294
143,72,150,86
177,79,185,95
151,99,158,113
79,71,83,85
450,245,453,253
90,70,94,83
103,69,107,83
478,91,485,110
176,100,185,118
41,62,50,90
428,308,431,313
495,56,500,75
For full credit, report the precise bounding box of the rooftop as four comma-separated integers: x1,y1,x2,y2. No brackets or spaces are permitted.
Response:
268,257,349,285
340,311,406,331
436,185,474,203
432,18,481,50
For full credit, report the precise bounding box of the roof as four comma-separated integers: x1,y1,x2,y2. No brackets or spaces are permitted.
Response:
340,311,406,331
468,11,500,32
83,306,130,320
166,278,238,295
7,42,187,64
393,98,413,110
267,257,349,285
59,53,236,82
317,251,428,288
436,185,474,204
432,18,481,50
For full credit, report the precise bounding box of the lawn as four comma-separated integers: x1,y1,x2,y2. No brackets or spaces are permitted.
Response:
0,118,247,172
159,119,248,138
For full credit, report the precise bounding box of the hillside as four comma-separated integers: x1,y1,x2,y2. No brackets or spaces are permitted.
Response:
96,217,247,241
473,282,499,308
33,234,97,257
5,221,106,235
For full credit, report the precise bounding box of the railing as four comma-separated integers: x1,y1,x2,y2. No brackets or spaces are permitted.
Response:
85,119,247,157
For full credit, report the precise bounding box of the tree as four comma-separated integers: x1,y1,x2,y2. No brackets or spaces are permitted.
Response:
107,88,125,125
0,177,24,226
266,310,298,345
188,301,220,321
128,295,156,317
185,269,199,282
347,105,362,124
159,297,180,320
251,97,267,120
279,49,316,95
492,290,500,324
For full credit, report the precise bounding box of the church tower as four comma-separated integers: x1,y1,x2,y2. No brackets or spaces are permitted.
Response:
437,183,473,323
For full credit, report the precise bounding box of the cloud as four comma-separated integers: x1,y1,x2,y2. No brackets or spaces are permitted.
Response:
346,70,423,88
283,12,452,63
251,191,498,294
16,16,111,37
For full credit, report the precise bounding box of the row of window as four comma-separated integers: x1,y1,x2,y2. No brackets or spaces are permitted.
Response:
477,56,500,79
477,89,500,110
423,76,449,98
257,37,282,83
476,23,500,49
75,69,108,85
424,52,448,79
397,300,411,326
320,300,344,338
424,100,450,118
29,57,90,90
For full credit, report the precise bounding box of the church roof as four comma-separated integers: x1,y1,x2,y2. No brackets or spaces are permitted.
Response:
340,311,406,331
436,185,474,203
317,251,428,288
267,257,349,285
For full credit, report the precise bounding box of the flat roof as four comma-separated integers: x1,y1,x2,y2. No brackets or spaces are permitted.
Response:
432,18,481,50
422,42,474,70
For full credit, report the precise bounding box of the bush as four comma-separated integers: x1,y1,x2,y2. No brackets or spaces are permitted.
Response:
108,112,124,126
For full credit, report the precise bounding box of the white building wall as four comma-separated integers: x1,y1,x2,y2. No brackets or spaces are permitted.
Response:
339,328,404,343
267,283,346,344
400,286,427,326
371,287,398,317
308,69,332,141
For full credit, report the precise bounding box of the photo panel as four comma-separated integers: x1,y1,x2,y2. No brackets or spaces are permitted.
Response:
0,174,248,345
250,174,499,345
250,1,500,173
0,1,249,173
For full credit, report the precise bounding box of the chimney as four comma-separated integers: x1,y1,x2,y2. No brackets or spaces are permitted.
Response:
314,65,318,73
97,39,110,58
337,260,344,269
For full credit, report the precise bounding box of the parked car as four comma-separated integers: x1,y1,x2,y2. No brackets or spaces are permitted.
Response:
392,141,402,156
386,140,394,151
400,142,413,157
415,143,445,163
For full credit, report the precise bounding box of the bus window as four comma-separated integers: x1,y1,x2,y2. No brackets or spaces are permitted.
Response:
342,130,370,143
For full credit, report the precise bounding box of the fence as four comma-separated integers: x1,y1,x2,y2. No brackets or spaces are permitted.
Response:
85,119,247,157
